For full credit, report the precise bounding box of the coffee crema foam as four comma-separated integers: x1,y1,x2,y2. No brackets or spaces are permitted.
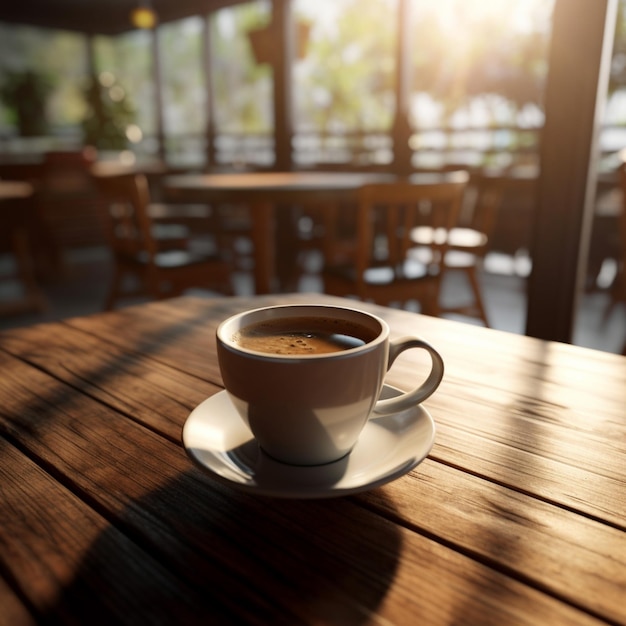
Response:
232,316,378,355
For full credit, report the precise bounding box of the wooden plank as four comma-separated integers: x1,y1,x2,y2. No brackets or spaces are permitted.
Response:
0,321,219,442
43,296,626,525
0,337,626,624
272,0,294,171
0,362,337,623
0,441,243,624
0,352,608,625
0,574,37,626
2,297,624,529
359,460,626,625
62,296,232,381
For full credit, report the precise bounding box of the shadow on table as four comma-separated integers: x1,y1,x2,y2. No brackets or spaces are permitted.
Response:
0,296,399,623
47,471,402,625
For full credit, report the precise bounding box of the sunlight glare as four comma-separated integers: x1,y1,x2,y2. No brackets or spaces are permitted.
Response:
419,0,552,37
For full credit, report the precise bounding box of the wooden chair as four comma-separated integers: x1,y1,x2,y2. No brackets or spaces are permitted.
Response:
33,148,101,272
322,171,469,316
144,201,208,250
0,182,48,316
93,172,233,310
409,171,504,326
160,180,254,272
93,164,216,252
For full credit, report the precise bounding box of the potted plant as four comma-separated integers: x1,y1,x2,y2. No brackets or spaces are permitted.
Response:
81,73,135,151
0,69,53,137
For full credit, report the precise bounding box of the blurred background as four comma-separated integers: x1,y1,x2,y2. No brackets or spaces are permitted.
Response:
1,0,625,354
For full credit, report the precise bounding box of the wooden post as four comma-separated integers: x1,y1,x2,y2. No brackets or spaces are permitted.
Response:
272,0,294,171
85,34,97,78
392,0,413,176
525,0,618,342
150,26,166,163
202,15,215,169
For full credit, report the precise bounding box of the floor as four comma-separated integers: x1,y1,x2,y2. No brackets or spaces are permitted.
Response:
1,244,625,355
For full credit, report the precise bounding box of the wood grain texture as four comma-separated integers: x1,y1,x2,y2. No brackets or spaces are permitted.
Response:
0,401,605,625
0,442,244,624
361,461,626,624
1,294,624,625
0,574,37,626
55,296,626,523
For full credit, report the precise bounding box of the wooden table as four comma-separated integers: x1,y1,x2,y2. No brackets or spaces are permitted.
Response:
90,159,168,179
164,171,400,294
1,293,624,625
0,180,33,202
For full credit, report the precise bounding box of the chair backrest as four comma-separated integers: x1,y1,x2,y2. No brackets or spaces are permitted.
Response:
352,171,469,276
465,172,506,237
42,148,98,194
37,148,104,248
92,172,157,261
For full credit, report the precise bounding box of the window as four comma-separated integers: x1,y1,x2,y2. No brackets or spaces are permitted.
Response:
92,30,155,158
210,0,273,166
293,0,398,166
408,0,554,170
158,17,207,166
0,24,87,149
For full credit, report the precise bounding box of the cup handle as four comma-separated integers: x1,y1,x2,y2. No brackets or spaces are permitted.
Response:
372,337,444,417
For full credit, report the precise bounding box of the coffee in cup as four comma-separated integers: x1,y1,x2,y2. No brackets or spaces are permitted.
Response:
216,304,444,466
231,315,378,355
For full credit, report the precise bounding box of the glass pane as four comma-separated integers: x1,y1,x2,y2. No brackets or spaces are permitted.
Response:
408,0,553,171
92,30,156,159
293,0,398,166
405,0,554,336
210,0,273,166
159,16,206,167
0,25,88,152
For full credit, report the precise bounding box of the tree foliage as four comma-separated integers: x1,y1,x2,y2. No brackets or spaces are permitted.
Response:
210,1,273,133
81,73,135,150
0,69,54,135
296,0,396,132
409,0,552,120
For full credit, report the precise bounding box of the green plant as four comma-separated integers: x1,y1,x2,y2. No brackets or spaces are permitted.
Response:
81,73,135,150
0,69,54,136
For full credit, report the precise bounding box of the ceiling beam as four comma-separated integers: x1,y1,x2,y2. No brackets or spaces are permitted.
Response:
0,0,247,36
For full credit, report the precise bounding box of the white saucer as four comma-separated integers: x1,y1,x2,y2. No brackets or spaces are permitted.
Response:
182,384,435,499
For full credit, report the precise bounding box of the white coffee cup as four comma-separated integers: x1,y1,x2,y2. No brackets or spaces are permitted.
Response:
216,304,444,466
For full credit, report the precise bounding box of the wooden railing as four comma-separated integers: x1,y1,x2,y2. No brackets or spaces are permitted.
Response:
2,122,624,175
159,125,545,172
